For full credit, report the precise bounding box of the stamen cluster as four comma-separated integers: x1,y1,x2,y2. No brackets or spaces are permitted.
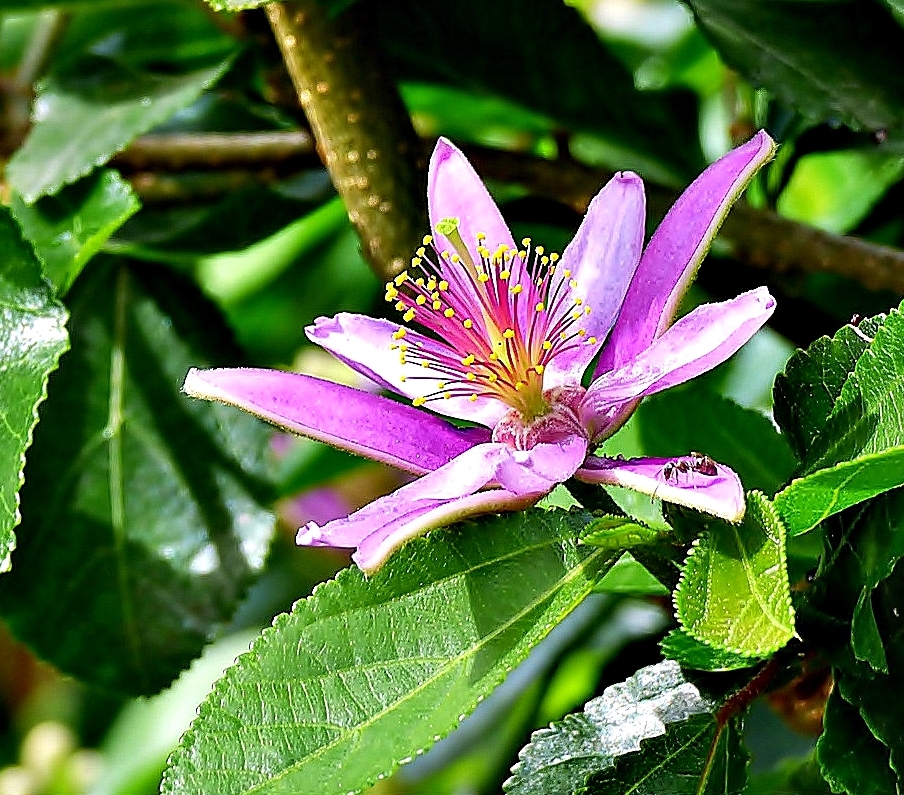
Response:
384,217,598,422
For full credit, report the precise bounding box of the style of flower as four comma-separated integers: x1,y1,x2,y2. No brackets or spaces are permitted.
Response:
184,132,776,573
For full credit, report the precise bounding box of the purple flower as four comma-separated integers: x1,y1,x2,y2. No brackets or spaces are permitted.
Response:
184,133,776,573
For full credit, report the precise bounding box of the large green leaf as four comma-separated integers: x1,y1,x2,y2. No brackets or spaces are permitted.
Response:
685,0,904,132
637,387,796,495
504,661,745,795
675,492,794,658
775,445,904,535
11,169,140,295
6,52,231,202
0,258,274,695
0,209,69,573
160,508,615,795
817,685,897,795
372,0,702,178
773,315,884,466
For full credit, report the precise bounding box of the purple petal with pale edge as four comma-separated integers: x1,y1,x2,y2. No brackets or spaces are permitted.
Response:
543,172,646,388
298,435,588,572
596,131,776,376
576,455,746,522
182,367,489,475
583,288,775,412
306,312,509,427
428,138,517,261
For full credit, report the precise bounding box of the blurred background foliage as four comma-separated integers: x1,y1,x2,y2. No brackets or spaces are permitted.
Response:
1,0,903,793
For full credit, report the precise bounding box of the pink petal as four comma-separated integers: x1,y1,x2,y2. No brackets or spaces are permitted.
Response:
299,435,588,573
596,131,776,376
306,312,509,427
428,137,517,265
543,171,646,389
583,288,775,410
576,455,746,522
182,367,488,475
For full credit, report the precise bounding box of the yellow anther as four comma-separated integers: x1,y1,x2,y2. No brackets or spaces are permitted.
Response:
585,306,592,315
451,254,461,264
468,394,478,402
560,332,567,341
550,253,560,262
421,361,429,367
392,328,407,340
413,396,426,406
444,308,455,318
438,280,449,291
534,364,545,374
463,319,473,329
444,393,451,399
461,354,476,366
403,308,416,322
394,270,409,286
503,329,515,339
572,311,582,320
536,302,545,312
416,247,426,257
488,373,498,383
499,270,511,280
385,287,398,301
399,344,409,352
588,336,597,344
395,300,406,312
489,352,499,361
437,381,447,389
426,278,437,290
542,340,552,350
515,381,526,391
478,273,490,283
432,300,442,311
466,373,476,381
511,284,523,295
535,245,544,255
422,235,433,246
521,237,531,247
476,231,486,241
416,295,427,306
574,297,583,305
570,279,578,289
410,257,421,268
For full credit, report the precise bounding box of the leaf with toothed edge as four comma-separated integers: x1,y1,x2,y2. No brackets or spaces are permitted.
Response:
675,491,794,659
660,628,760,673
504,660,747,795
160,508,616,795
0,208,69,574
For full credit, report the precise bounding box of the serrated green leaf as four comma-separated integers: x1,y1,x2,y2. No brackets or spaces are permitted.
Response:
675,492,794,658
7,54,231,202
583,713,747,795
373,0,702,178
504,661,739,795
817,685,897,795
685,0,904,131
0,209,69,574
161,508,615,795
660,629,760,673
637,387,796,495
773,316,883,465
775,445,904,535
0,258,274,694
581,514,665,550
11,169,140,295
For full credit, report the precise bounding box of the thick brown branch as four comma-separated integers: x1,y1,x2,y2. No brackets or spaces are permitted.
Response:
265,0,426,280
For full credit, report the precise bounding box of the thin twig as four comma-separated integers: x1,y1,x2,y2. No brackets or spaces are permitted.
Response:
265,0,426,280
112,130,904,294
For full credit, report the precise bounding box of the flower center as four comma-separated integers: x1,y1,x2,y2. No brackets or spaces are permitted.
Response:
385,217,599,423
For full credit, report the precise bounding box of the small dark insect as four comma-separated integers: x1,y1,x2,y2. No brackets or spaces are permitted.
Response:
663,452,717,482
